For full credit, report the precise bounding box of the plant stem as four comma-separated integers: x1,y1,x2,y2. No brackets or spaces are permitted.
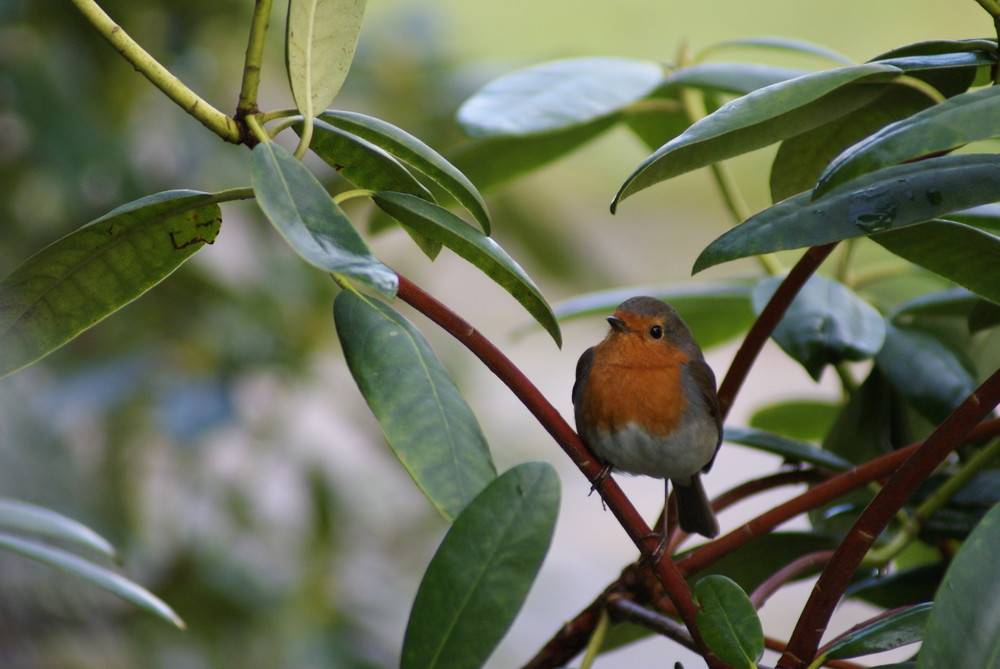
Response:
679,86,782,276
69,0,241,144
236,0,274,119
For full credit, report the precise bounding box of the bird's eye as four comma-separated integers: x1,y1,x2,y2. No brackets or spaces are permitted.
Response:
649,325,663,339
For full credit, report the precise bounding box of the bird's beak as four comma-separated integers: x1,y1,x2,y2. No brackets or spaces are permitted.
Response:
607,316,628,332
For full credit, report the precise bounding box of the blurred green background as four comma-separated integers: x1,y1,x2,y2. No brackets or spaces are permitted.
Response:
0,1,989,667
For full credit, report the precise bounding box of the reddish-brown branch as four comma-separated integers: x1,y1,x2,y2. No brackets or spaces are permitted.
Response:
750,550,835,609
394,274,722,664
716,243,838,418
779,369,1000,668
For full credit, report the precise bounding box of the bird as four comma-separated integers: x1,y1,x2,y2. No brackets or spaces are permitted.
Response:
572,296,722,539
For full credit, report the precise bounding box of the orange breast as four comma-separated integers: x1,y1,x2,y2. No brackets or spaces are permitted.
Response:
581,335,690,436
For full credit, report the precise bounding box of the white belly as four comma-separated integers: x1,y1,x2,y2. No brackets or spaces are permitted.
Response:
583,415,718,483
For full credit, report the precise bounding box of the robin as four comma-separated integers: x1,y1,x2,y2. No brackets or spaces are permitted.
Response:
573,296,721,539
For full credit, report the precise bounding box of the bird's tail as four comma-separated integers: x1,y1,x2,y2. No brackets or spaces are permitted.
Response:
672,476,719,539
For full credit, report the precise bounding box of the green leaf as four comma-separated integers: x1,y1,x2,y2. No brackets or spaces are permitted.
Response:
372,192,561,346
724,426,853,471
307,119,433,199
0,532,184,629
0,190,221,377
695,154,1000,273
250,139,397,298
817,86,1000,196
546,281,754,350
0,498,117,560
948,203,1000,232
770,85,934,203
847,563,946,610
873,220,1000,305
814,367,908,535
612,63,900,211
451,114,619,191
333,291,496,520
285,0,366,118
824,603,931,659
401,462,559,669
698,37,855,66
749,400,839,443
869,39,998,62
752,274,886,380
918,500,1000,669
891,287,979,320
693,575,764,669
318,110,491,233
876,323,976,423
457,57,663,138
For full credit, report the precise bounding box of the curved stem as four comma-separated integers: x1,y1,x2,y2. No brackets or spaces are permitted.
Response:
236,0,274,120
69,0,241,144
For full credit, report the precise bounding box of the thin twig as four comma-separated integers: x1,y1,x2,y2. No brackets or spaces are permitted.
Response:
236,0,274,126
750,550,834,609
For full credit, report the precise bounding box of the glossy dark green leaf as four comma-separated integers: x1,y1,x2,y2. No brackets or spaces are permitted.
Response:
695,154,1000,273
824,603,931,659
546,282,754,350
401,462,559,669
0,190,221,377
285,0,365,117
869,39,998,61
814,368,908,535
452,114,619,191
306,119,433,199
847,563,946,610
373,192,561,346
891,287,979,320
334,291,496,520
918,500,1000,669
693,575,764,669
724,426,853,471
947,203,1000,232
748,400,839,443
752,274,886,380
969,300,1000,333
612,63,899,211
457,57,663,138
770,85,933,203
0,532,184,629
698,37,855,66
817,86,1000,196
874,221,1000,305
873,50,995,73
250,139,397,298
318,110,491,233
876,323,976,423
918,470,1000,541
0,498,116,560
